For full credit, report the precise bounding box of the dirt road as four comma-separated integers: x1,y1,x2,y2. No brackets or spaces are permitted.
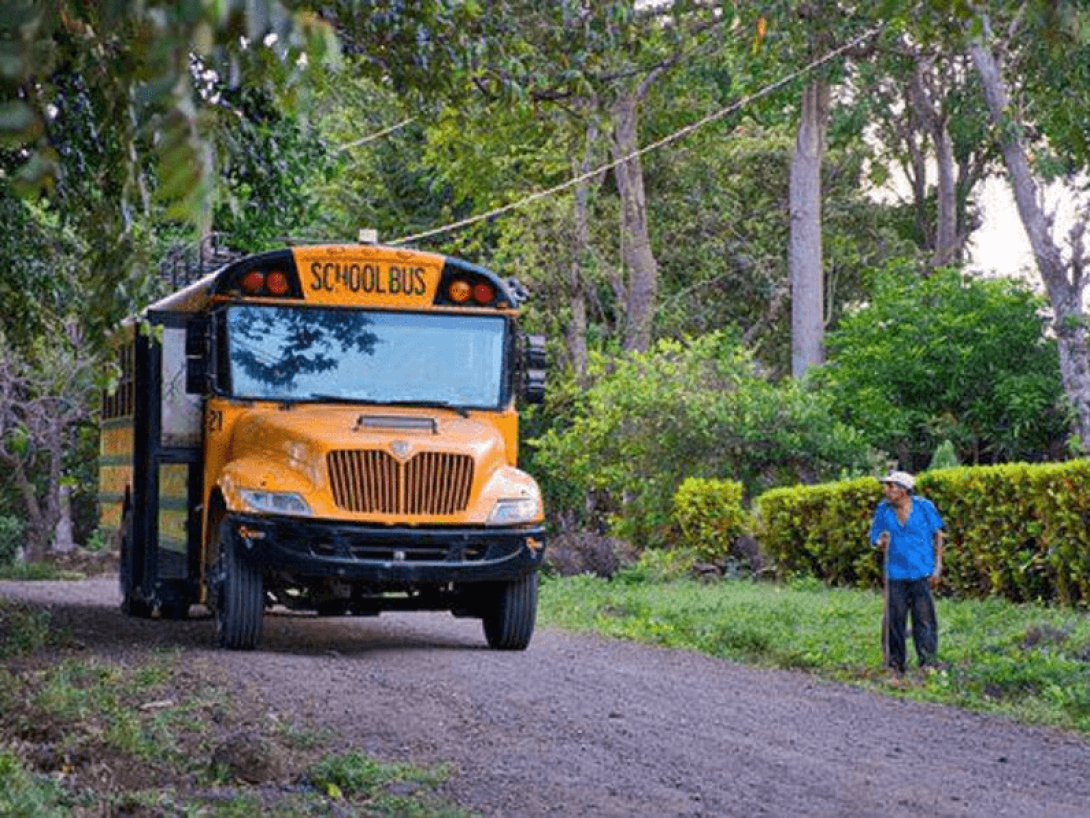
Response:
3,576,1089,817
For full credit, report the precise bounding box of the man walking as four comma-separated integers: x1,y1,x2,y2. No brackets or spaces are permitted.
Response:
870,470,945,675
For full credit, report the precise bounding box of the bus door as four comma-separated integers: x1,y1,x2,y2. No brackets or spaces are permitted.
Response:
141,314,205,614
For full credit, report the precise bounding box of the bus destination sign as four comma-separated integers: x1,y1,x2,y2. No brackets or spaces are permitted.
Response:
292,246,443,307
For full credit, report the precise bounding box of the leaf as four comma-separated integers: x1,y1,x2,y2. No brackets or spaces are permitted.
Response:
0,100,41,144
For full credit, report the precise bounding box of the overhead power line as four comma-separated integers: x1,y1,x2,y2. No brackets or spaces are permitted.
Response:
338,117,416,152
390,25,881,247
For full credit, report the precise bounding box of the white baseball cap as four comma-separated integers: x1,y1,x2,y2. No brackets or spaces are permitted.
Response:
881,470,915,492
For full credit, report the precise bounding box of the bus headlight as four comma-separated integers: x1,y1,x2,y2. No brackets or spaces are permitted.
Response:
487,497,540,526
240,489,312,516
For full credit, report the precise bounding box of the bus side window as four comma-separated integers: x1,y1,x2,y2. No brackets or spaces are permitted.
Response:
185,316,211,395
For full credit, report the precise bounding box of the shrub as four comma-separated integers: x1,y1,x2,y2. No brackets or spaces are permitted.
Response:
755,460,1090,606
756,477,879,589
673,477,748,564
531,333,880,549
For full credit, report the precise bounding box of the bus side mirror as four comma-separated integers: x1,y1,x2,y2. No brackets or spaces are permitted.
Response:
521,334,546,405
185,316,211,394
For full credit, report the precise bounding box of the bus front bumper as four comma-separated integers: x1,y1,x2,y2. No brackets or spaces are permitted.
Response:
225,513,546,584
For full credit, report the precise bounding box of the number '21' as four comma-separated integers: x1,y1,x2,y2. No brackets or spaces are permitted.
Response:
206,409,224,434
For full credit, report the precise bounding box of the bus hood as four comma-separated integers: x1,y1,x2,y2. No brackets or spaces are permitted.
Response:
219,406,539,524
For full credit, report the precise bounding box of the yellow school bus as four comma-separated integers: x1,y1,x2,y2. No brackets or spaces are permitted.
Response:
99,241,546,650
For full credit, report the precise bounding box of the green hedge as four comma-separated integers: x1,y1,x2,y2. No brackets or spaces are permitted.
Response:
753,477,880,588
749,460,1090,606
673,477,748,563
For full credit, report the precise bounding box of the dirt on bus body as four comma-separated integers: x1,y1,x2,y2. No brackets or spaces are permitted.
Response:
2,572,1089,817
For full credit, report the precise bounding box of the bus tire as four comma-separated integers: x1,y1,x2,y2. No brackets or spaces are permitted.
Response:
119,508,153,619
212,514,264,650
482,571,537,651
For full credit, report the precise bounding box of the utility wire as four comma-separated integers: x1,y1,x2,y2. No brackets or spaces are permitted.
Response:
390,25,881,247
338,117,416,152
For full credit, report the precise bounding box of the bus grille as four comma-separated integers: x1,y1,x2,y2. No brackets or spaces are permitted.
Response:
327,450,474,516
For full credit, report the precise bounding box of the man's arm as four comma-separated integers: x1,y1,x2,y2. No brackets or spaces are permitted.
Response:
931,529,945,587
870,503,890,545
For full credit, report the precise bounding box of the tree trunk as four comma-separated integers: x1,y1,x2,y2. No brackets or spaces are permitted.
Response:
969,38,1090,452
909,57,959,267
566,123,598,383
932,123,958,266
789,79,829,378
2,450,46,561
610,92,659,354
52,483,75,552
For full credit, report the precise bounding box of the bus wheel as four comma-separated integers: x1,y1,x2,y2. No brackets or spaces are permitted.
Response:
482,571,537,651
119,509,152,619
211,514,264,650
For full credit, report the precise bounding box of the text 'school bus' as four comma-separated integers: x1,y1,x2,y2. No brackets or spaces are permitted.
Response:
98,242,547,650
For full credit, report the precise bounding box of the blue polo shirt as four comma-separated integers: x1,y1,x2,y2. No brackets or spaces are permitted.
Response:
870,496,944,581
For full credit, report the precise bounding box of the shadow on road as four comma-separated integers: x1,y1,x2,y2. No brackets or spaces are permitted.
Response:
2,580,489,658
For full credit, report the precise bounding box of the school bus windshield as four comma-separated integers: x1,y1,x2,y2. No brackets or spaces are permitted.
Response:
225,304,508,408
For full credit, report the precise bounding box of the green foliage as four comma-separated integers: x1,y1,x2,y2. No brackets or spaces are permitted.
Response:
756,477,882,589
307,751,450,802
921,461,1090,606
0,1,340,342
1011,2,1090,174
0,193,82,347
539,574,1090,732
210,86,338,252
756,459,1090,607
615,546,702,585
650,121,911,373
531,332,880,548
0,600,53,658
818,266,1067,468
673,478,748,564
0,748,70,818
929,439,960,470
0,515,24,565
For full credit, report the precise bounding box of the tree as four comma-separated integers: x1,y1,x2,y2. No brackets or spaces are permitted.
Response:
967,6,1090,452
0,321,97,560
0,1,339,336
208,85,338,253
861,35,996,269
790,74,831,376
457,1,726,353
738,2,876,377
817,266,1067,468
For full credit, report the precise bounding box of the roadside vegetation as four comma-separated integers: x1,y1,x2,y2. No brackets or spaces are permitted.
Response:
3,4,1090,806
0,596,469,818
2,551,1089,813
538,563,1090,736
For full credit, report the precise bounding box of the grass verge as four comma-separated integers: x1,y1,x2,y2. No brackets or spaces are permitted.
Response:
538,572,1090,735
0,597,471,817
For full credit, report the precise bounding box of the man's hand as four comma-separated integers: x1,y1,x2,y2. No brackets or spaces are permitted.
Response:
877,531,890,549
931,557,943,588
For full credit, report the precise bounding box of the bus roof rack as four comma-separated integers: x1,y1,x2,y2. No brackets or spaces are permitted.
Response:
158,232,243,290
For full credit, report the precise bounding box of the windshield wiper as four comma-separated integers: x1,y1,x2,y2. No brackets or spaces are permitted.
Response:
308,395,470,417
305,393,371,405
374,399,471,418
